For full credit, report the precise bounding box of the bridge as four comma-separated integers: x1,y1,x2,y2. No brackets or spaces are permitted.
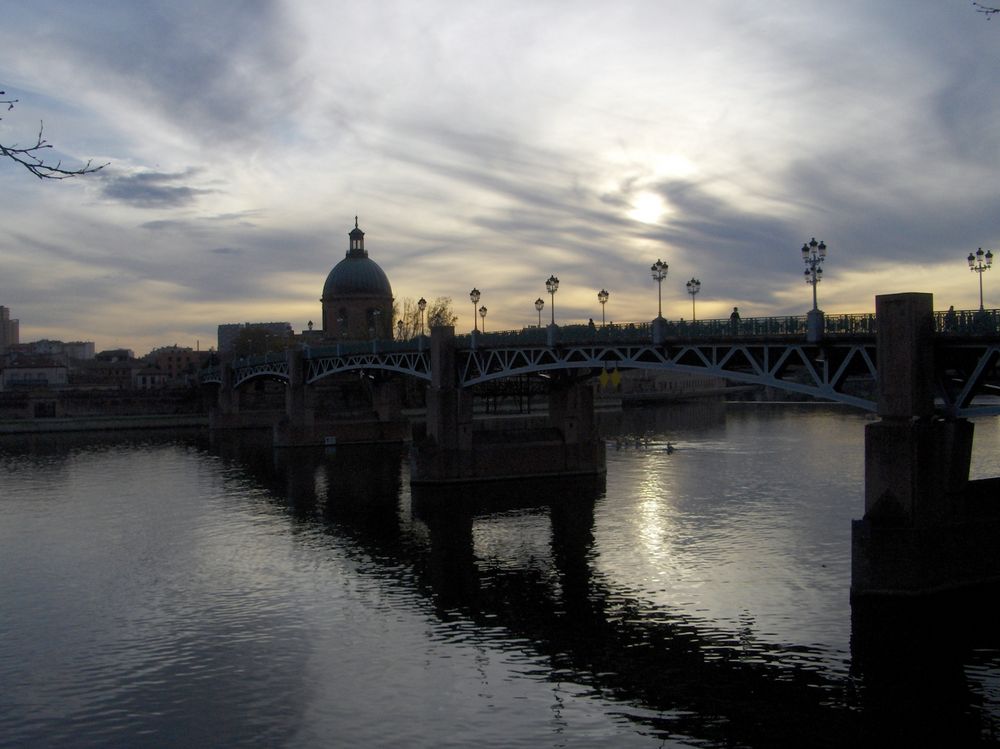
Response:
203,305,1000,418
201,294,1000,600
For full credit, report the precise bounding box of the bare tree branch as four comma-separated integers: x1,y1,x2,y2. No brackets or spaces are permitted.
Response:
973,2,1000,18
0,89,108,180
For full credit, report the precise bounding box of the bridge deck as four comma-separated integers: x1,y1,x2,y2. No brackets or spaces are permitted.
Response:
202,309,1000,417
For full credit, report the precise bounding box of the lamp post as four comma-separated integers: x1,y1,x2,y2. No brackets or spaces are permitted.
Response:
470,288,481,332
535,297,544,327
650,259,668,318
479,305,487,332
597,289,609,326
968,247,994,311
396,319,403,340
545,275,559,325
686,278,701,321
418,297,427,336
801,238,827,311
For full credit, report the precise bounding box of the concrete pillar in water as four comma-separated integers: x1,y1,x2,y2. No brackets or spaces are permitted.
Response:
210,360,243,429
218,361,239,414
548,381,596,445
371,380,403,423
424,325,472,451
274,348,316,446
852,292,976,596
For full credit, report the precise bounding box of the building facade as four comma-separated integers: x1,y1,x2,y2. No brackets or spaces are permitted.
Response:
0,306,19,355
217,322,293,355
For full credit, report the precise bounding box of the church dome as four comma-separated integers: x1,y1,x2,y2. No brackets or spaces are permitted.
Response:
321,218,393,300
322,255,393,299
320,219,394,340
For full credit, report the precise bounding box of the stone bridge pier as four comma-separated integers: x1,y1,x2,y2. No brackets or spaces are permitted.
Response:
274,348,316,447
852,293,1000,597
411,325,606,484
273,348,409,448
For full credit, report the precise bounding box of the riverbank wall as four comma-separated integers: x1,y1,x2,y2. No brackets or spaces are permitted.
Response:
0,414,209,434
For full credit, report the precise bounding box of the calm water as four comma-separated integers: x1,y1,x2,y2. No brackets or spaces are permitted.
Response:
2,404,1000,747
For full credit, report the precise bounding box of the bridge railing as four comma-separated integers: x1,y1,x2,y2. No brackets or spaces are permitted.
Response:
453,314,872,345
934,307,1000,334
199,307,1000,382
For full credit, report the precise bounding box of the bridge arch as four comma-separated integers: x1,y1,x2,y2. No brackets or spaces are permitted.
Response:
457,340,880,412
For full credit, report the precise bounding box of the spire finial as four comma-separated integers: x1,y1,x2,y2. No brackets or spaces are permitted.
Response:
355,215,358,229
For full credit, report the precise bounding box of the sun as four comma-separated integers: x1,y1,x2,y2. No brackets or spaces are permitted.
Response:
628,191,666,225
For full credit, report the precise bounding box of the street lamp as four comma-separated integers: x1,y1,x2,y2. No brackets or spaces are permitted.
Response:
686,278,701,321
545,275,559,325
597,289,609,326
801,238,827,311
396,319,403,340
968,247,994,311
418,297,427,336
535,297,544,327
650,259,668,318
479,305,487,332
470,288,481,332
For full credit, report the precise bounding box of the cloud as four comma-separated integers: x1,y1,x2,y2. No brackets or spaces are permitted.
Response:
4,1,1000,350
100,169,214,208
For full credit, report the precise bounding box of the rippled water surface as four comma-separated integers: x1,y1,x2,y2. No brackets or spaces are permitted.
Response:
2,404,1000,747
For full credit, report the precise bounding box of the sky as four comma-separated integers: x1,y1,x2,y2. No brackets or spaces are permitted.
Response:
2,0,1000,354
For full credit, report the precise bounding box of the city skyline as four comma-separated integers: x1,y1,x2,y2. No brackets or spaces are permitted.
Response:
3,1,1000,352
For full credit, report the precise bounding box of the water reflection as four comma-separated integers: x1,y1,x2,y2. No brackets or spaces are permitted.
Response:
4,412,1000,747
198,427,1000,746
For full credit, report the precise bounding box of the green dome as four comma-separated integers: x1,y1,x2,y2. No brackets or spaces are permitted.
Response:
322,255,393,299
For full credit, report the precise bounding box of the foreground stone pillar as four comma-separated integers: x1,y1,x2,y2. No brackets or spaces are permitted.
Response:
852,293,987,597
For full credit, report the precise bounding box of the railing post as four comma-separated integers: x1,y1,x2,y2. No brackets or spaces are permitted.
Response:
806,309,825,343
651,317,667,345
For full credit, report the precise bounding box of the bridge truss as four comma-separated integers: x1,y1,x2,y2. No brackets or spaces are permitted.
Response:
206,333,1000,418
459,339,880,411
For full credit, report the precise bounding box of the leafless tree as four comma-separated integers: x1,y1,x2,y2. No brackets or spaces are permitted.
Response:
392,296,458,339
1,90,107,179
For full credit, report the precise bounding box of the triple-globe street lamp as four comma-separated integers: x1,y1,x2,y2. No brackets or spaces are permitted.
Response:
479,305,488,332
686,278,701,321
597,289,609,326
470,288,481,332
650,259,668,319
418,297,427,336
545,275,559,325
801,238,827,311
968,247,994,311
535,297,544,327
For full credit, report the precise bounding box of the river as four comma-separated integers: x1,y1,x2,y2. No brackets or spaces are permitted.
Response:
2,403,1000,747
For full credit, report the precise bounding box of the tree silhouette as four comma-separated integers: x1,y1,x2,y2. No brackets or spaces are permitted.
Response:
1,90,107,179
392,296,458,339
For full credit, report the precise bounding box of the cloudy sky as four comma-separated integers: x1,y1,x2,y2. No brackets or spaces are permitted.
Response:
2,0,1000,353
